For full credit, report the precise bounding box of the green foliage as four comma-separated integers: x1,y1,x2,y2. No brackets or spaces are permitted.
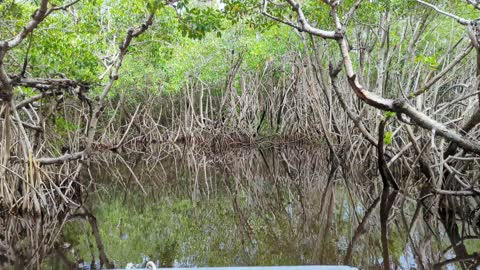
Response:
384,111,396,119
384,130,394,145
303,0,332,27
15,86,36,98
415,55,440,71
465,238,480,252
147,0,165,13
140,21,301,93
0,0,305,104
55,117,79,134
178,6,226,39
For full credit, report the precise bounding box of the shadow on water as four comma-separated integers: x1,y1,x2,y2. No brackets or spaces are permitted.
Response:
1,145,479,269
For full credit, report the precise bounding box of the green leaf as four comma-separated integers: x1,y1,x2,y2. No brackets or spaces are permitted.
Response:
384,111,396,119
384,130,394,145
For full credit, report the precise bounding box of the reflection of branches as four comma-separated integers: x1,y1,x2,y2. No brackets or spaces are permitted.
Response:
222,175,254,245
433,253,480,270
69,210,114,269
87,143,478,267
378,119,399,270
344,196,380,265
0,208,73,269
380,187,398,270
53,244,76,269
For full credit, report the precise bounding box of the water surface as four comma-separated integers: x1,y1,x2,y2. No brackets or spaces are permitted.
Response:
2,145,478,269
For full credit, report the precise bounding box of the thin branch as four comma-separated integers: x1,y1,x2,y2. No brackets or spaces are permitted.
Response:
343,0,363,26
0,0,50,50
115,104,141,148
434,189,480,196
411,43,474,97
11,76,89,91
36,151,84,165
263,0,339,39
415,0,470,25
47,0,81,13
262,6,303,31
15,90,60,109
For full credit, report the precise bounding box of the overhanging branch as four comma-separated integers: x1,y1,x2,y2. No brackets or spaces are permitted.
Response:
264,0,480,155
10,76,89,91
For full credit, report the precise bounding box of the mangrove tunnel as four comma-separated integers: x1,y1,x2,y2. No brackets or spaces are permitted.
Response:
0,0,480,269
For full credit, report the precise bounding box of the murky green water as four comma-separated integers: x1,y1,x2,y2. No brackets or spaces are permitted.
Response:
2,146,479,269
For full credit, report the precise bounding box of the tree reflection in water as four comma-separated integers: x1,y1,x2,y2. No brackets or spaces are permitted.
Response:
1,145,479,269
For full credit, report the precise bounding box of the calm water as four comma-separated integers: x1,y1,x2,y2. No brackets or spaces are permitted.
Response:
1,145,478,269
